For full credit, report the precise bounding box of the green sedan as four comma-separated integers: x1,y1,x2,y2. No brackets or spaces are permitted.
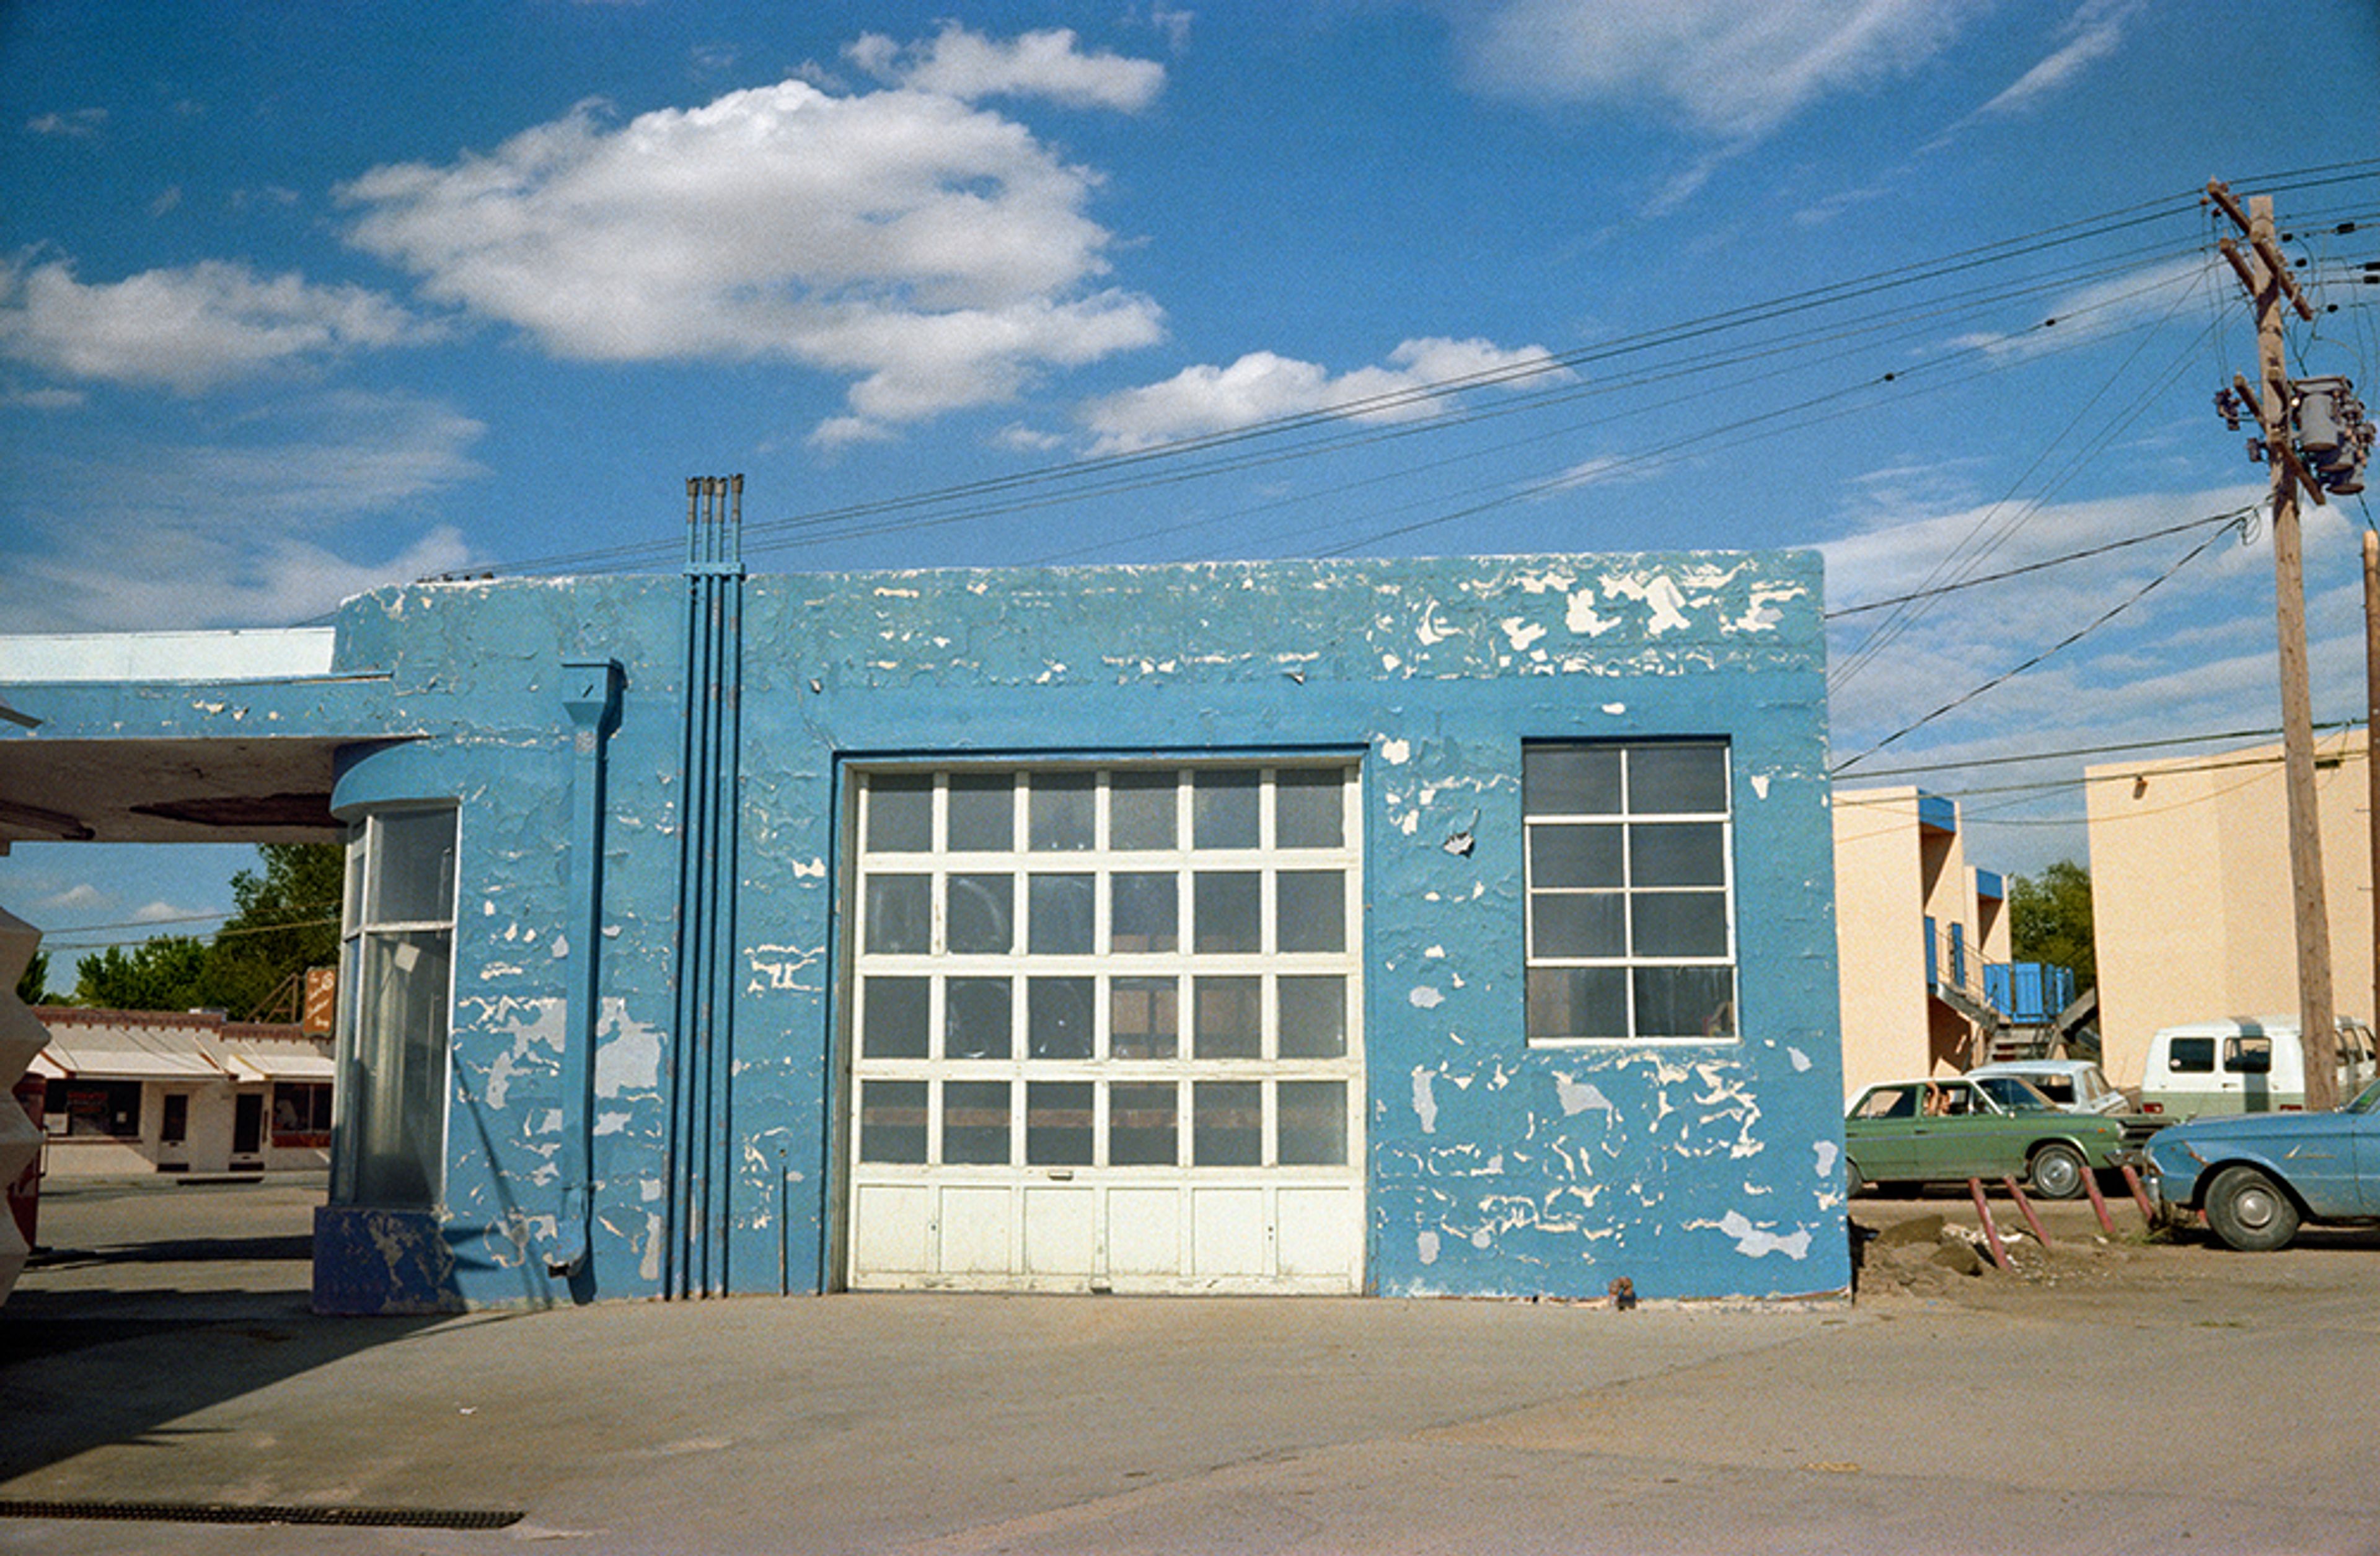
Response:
1844,1075,2132,1199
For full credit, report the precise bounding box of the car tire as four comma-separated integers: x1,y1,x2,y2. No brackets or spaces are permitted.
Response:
2203,1165,2302,1252
2027,1141,2087,1200
1844,1158,1866,1198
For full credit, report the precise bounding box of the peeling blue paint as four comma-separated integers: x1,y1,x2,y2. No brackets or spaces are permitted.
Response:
7,549,1849,1306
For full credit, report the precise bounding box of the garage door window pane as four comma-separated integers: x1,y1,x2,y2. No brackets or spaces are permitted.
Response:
943,1081,1011,1164
1193,1081,1262,1166
944,977,1011,1060
1028,977,1095,1060
1108,1083,1178,1166
1276,871,1344,954
859,1081,927,1164
1029,774,1096,851
1111,977,1178,1060
1028,873,1094,955
1194,977,1261,1060
1192,771,1259,849
862,977,930,1058
1111,871,1179,952
1278,1081,1347,1166
1110,772,1176,850
1026,1081,1094,1164
946,775,1014,851
1276,769,1344,848
1193,872,1261,953
865,875,932,954
946,873,1014,955
867,775,933,852
1277,976,1346,1059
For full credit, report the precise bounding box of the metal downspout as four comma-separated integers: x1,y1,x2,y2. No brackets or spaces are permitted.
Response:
550,657,623,1280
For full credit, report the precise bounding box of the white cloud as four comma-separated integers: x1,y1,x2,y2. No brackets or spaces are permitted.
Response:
847,25,1166,110
0,390,488,631
338,29,1168,442
1820,481,2309,776
0,257,431,393
1455,0,1971,141
25,108,105,139
1081,336,1567,454
42,883,108,916
1946,254,2214,364
1969,0,2138,121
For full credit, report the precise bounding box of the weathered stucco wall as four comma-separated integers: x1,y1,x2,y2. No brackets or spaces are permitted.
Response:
11,549,1849,1308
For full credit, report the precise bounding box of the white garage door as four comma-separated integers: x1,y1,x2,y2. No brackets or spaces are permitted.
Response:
844,762,1365,1293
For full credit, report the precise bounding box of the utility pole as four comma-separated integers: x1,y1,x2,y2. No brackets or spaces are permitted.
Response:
2366,529,2379,1047
2209,178,2338,1111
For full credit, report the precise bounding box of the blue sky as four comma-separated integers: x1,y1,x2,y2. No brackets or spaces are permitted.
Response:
2,1,2377,990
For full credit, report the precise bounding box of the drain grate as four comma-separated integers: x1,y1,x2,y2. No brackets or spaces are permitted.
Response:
0,1498,524,1529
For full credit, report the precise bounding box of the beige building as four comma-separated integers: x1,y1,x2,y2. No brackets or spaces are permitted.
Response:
28,1007,335,1179
1832,786,2017,1096
2084,727,2376,1096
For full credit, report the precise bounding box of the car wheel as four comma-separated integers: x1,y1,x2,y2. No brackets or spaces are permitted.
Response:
2027,1142,2087,1200
1844,1158,1865,1198
2203,1166,2302,1252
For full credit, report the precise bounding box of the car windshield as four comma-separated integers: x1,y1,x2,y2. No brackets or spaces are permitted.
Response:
1973,1075,2059,1113
2347,1079,2380,1115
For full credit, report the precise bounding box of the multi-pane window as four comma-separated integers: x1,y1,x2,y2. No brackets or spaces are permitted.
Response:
1524,742,1737,1042
272,1081,335,1146
849,764,1362,1173
332,807,458,1208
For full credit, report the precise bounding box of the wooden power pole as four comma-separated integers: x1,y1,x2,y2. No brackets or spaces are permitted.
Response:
2210,178,2339,1110
2367,529,2380,1050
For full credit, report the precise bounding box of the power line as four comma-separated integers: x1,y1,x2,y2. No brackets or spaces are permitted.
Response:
1831,515,2254,773
454,173,2372,581
1823,504,2259,617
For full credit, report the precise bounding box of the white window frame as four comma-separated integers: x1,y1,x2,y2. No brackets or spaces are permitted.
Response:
844,762,1365,1179
1523,740,1739,1045
331,806,459,1208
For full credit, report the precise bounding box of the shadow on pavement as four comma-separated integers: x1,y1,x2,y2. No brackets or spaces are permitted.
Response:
0,1181,449,1487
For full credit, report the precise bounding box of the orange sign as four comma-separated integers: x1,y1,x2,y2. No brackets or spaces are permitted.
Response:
302,967,338,1036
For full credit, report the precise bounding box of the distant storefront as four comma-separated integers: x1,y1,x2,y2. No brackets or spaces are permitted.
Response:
29,1008,334,1177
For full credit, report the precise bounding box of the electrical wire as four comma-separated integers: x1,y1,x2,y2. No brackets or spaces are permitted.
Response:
1831,514,2253,773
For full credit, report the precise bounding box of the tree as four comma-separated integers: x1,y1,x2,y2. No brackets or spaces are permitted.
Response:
207,843,343,1021
73,936,219,1011
69,842,343,1018
2009,858,2096,993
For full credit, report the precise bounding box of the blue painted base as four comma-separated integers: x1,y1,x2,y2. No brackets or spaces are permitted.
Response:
312,1204,466,1315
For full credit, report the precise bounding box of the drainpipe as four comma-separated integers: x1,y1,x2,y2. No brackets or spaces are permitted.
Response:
550,657,624,1280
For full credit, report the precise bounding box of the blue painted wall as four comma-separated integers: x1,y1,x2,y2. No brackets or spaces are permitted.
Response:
9,549,1850,1306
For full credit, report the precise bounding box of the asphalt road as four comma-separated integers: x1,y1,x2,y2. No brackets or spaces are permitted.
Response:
2,1176,2377,1555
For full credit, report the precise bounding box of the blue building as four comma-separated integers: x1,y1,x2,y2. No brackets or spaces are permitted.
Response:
0,493,1849,1310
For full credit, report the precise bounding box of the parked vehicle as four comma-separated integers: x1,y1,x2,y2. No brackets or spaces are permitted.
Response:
1844,1076,2133,1200
2138,1016,2377,1119
1970,1057,2166,1148
1968,1059,2125,1115
2141,1078,2380,1251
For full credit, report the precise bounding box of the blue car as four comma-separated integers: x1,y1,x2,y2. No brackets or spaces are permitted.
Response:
2142,1078,2380,1251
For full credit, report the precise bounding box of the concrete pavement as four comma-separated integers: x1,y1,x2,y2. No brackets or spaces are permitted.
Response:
4,1178,2378,1554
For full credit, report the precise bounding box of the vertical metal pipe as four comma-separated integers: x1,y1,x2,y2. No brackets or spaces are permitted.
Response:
669,476,746,1298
